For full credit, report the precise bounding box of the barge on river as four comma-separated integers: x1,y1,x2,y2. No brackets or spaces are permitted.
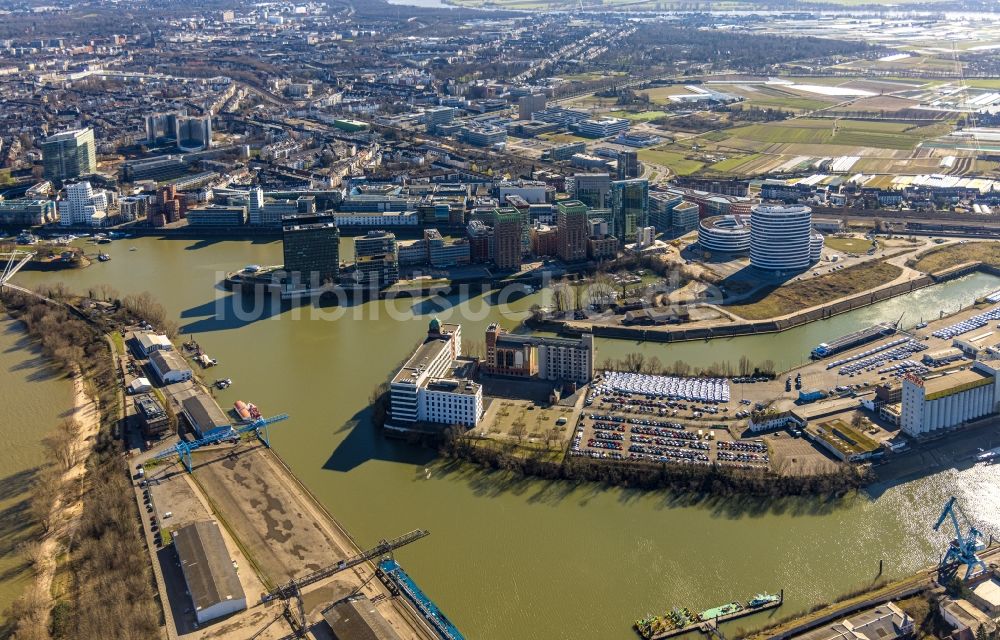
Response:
811,323,897,359
635,591,783,639
377,558,465,640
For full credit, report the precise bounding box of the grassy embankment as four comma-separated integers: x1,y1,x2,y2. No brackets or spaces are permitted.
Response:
725,261,903,321
910,242,1000,274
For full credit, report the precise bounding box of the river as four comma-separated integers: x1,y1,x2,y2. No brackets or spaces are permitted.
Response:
0,318,72,618
6,236,1000,639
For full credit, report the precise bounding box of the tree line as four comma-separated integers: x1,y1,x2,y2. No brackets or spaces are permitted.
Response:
1,287,160,640
441,433,871,498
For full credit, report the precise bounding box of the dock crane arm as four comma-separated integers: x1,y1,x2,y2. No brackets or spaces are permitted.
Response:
262,529,430,603
934,497,957,531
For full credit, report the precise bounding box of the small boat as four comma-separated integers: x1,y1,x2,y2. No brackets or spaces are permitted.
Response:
98,253,111,262
196,353,218,367
214,378,232,389
96,237,112,244
128,247,137,251
15,231,37,245
747,593,780,608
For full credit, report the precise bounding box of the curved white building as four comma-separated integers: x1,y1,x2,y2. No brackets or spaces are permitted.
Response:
698,215,751,255
810,232,824,264
750,205,818,273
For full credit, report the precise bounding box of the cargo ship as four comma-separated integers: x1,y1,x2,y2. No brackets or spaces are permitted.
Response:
811,322,896,359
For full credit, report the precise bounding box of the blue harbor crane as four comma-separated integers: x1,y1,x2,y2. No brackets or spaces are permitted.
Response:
151,413,289,473
933,496,988,581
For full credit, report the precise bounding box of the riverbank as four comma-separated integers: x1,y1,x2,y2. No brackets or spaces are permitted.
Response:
0,289,159,638
442,434,873,496
19,368,101,634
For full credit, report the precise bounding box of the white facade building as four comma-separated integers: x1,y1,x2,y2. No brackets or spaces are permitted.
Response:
698,215,751,254
389,319,483,428
537,334,595,383
749,204,820,273
333,211,419,227
900,361,1000,437
58,181,109,227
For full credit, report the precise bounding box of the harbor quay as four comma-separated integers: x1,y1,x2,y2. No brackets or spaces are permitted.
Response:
113,326,449,639
381,285,1000,482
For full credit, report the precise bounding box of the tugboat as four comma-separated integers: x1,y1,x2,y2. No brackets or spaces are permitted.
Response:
98,252,111,262
747,593,781,608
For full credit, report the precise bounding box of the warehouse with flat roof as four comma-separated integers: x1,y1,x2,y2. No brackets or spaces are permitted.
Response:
173,520,246,625
322,594,402,640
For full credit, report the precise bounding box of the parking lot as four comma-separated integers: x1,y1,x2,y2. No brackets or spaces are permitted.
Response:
568,377,771,471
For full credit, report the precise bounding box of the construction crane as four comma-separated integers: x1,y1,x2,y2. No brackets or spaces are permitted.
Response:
151,413,289,473
933,496,988,581
262,529,430,604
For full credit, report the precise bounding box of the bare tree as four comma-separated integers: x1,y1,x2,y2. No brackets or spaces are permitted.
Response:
29,465,61,534
43,419,79,472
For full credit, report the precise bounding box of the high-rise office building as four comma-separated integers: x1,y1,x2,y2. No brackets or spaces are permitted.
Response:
649,192,683,233
282,214,341,286
145,112,212,150
556,200,589,263
610,179,649,244
617,150,639,179
42,128,96,182
570,173,610,210
518,93,547,120
175,115,213,151
353,230,399,288
493,208,523,271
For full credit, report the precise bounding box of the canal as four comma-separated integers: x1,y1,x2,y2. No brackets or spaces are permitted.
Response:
6,236,1000,639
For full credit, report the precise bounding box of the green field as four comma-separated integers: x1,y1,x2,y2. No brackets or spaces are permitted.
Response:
824,236,878,253
607,110,670,122
704,153,756,174
538,133,591,144
636,148,705,176
720,119,952,150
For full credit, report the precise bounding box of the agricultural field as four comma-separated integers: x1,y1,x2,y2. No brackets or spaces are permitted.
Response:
716,119,953,151
709,83,840,112
703,153,759,175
